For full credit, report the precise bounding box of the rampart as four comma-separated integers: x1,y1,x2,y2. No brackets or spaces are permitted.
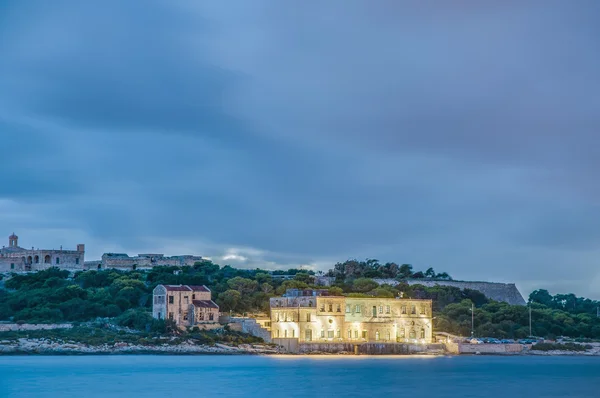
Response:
374,279,526,305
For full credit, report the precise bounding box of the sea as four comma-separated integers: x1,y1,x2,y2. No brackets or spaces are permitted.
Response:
1,355,599,398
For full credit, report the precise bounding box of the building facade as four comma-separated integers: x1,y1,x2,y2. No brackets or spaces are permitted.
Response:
0,233,85,272
85,253,204,270
270,290,433,344
152,284,219,328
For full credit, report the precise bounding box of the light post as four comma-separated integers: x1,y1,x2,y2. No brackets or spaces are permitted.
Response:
470,303,474,338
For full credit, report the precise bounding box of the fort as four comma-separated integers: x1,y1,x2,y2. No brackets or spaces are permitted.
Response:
0,233,85,272
84,253,204,270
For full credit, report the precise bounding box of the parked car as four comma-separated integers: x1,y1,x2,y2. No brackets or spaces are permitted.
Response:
500,339,515,344
469,338,485,344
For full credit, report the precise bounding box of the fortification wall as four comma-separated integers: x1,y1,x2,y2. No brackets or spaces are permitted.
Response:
374,278,526,305
98,255,203,270
0,323,73,332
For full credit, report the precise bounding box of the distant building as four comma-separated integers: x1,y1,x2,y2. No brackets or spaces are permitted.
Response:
152,284,219,328
270,289,433,343
0,233,85,272
85,253,204,271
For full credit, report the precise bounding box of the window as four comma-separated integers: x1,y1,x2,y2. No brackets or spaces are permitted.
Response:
168,312,174,320
291,329,295,338
34,256,39,264
328,304,333,312
372,306,377,317
355,305,361,313
199,312,205,321
75,258,79,265
56,257,60,265
44,255,51,264
209,313,214,321
336,329,341,338
305,329,312,341
409,330,416,339
169,296,174,304
420,329,425,339
401,306,407,314
348,330,352,339
375,331,380,341
184,296,189,304
386,331,391,341
276,330,280,338
320,330,325,338
420,306,425,315
399,328,405,338
411,305,416,315
276,313,280,322
362,331,368,339
354,330,358,339
183,312,188,321
158,312,162,320
192,294,195,300
10,263,14,269
336,304,341,313
386,305,390,314
284,330,288,338
306,313,311,322
319,304,325,312
327,330,334,338
379,305,383,314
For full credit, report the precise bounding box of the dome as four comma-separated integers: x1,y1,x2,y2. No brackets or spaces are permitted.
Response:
9,232,18,239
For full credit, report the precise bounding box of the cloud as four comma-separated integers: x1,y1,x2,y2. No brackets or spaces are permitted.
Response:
0,1,599,298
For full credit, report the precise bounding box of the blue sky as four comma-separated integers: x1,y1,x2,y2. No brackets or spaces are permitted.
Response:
1,1,599,298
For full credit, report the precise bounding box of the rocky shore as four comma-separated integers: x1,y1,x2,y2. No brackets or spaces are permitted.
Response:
0,338,282,355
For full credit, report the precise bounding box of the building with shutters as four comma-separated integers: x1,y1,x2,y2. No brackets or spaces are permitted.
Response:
270,289,433,344
152,284,219,328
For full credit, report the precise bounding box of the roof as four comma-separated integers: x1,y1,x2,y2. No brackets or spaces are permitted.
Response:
188,285,210,292
163,284,210,292
9,233,18,239
192,300,219,309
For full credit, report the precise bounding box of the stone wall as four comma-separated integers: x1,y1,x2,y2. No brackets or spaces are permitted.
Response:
229,318,272,343
454,343,524,354
373,279,526,305
293,342,444,354
0,323,73,332
0,250,84,272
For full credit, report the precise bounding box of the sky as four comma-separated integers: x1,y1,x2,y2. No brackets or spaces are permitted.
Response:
1,1,599,299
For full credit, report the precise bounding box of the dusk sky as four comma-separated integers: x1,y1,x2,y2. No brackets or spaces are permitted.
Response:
1,1,599,299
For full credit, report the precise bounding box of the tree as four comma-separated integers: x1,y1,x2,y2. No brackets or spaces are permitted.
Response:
398,264,413,279
227,277,258,296
217,290,241,312
352,278,378,293
425,268,436,278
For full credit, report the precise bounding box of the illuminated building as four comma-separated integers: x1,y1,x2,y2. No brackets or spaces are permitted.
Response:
270,290,433,344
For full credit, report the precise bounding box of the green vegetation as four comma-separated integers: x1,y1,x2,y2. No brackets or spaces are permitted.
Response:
0,324,264,347
328,259,452,281
1,260,599,341
530,342,593,352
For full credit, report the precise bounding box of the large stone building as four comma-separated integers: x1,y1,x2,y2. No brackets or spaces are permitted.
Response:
270,289,433,344
85,253,204,270
0,233,85,272
152,284,219,328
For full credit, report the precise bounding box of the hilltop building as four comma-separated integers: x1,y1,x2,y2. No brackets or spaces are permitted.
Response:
152,284,219,328
0,233,85,272
85,253,204,271
270,289,433,344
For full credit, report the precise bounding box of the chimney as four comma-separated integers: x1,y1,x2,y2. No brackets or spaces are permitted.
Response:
77,244,85,252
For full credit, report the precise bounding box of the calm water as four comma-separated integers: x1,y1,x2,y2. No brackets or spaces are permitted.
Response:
1,355,599,398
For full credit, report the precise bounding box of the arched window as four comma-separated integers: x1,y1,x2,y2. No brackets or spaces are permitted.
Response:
27,256,32,264
21,256,26,264
420,329,425,339
34,255,39,264
44,255,51,264
56,257,60,265
97,264,102,270
409,329,416,339
375,331,380,341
